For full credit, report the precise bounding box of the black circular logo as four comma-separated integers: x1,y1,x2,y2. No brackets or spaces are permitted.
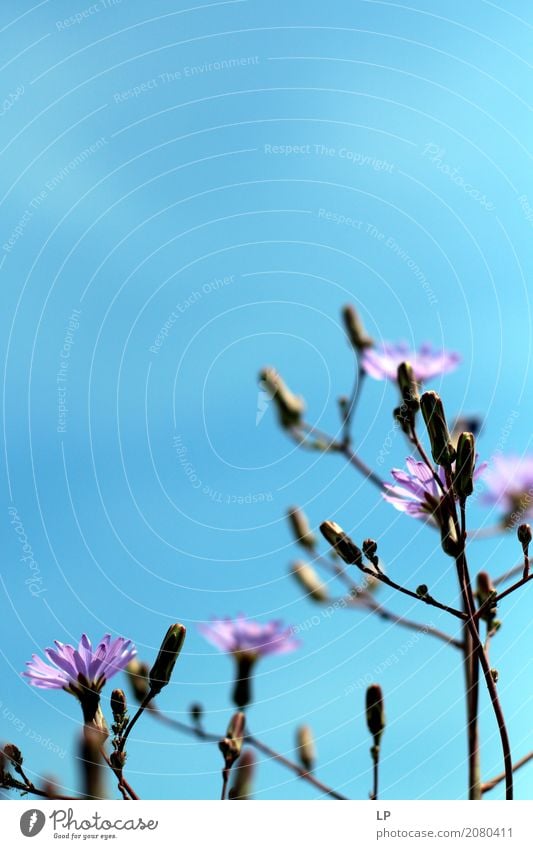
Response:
20,809,46,837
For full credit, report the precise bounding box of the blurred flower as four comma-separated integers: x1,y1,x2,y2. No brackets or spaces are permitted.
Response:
362,342,460,382
199,615,299,708
383,455,485,519
199,615,299,659
481,455,533,520
23,634,136,696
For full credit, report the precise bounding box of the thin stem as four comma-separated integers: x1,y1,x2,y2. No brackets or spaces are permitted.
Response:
451,488,513,799
0,774,79,800
522,543,530,581
353,561,466,620
460,501,481,801
370,749,380,801
362,596,463,649
476,573,533,620
342,364,365,447
341,445,385,489
468,525,506,540
315,554,462,647
246,734,347,800
118,690,155,753
493,563,523,587
100,748,139,801
150,707,348,800
220,766,230,801
482,751,533,794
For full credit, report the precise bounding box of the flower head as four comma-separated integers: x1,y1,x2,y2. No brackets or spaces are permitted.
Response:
199,615,299,660
23,634,136,697
200,616,299,709
383,456,484,519
481,455,533,519
362,342,460,382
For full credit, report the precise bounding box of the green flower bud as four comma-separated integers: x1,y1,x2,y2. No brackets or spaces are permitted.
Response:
476,571,498,626
342,304,373,351
397,361,420,412
259,368,305,429
455,432,476,499
149,623,187,696
291,560,328,602
296,725,316,772
439,512,460,557
287,506,316,551
319,521,363,566
393,405,412,435
228,748,255,800
420,391,456,467
365,684,385,746
110,689,127,723
219,712,246,767
125,659,150,703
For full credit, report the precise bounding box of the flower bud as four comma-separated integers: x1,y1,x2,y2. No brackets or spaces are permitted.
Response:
420,391,456,467
393,405,412,435
342,304,373,351
110,689,127,723
259,367,305,429
296,725,316,772
3,743,23,770
110,750,127,770
397,361,420,412
416,584,428,598
125,659,150,703
476,571,497,625
362,538,378,567
291,561,328,602
476,571,495,602
287,506,316,551
319,521,363,566
149,623,187,696
219,712,246,767
518,523,532,553
365,684,385,746
439,512,460,557
451,415,481,448
190,703,203,726
228,748,255,800
455,432,476,499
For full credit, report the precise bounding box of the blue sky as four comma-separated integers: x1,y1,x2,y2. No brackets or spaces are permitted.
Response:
1,0,532,800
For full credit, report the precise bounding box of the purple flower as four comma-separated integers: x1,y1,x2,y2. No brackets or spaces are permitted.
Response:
481,455,533,517
383,456,485,520
199,616,300,708
199,615,299,660
23,634,137,696
362,342,460,382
